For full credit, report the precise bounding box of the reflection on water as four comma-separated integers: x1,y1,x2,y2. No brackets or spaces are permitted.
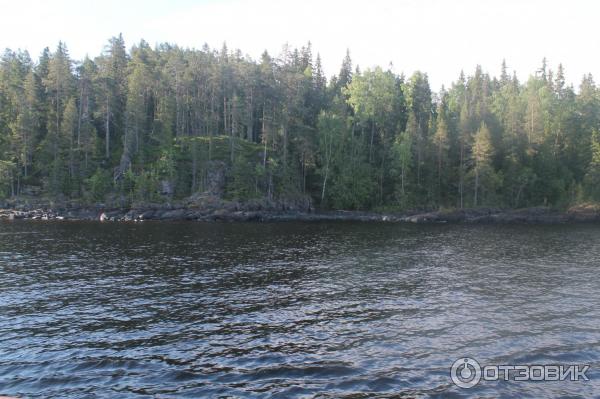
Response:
0,221,599,398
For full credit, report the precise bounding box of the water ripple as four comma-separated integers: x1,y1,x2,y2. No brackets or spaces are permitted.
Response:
0,221,599,397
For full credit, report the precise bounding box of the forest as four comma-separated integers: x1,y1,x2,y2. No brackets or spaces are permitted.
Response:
1,35,600,211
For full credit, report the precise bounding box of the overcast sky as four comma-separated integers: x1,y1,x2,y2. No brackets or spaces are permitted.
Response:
1,0,598,91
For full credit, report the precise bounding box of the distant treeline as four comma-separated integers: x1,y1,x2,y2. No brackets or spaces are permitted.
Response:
1,35,600,209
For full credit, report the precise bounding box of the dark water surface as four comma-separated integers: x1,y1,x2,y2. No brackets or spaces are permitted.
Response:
1,221,599,398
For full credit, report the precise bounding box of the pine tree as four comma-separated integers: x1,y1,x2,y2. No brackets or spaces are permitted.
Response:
42,42,74,194
61,97,78,191
335,49,352,94
433,100,449,197
392,130,413,201
584,130,600,200
1,36,600,210
472,122,493,206
97,34,128,161
405,71,432,188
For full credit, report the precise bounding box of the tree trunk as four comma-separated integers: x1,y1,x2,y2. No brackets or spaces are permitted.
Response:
10,170,15,197
23,114,29,178
459,142,464,209
401,164,405,195
379,131,386,203
77,83,83,148
302,151,306,193
282,121,288,172
369,122,375,163
69,127,74,179
321,129,332,203
515,181,526,207
105,95,110,159
191,139,198,193
262,105,267,168
54,86,60,190
416,123,422,187
223,96,228,135
437,143,442,192
474,167,479,207
247,87,254,141
175,67,180,137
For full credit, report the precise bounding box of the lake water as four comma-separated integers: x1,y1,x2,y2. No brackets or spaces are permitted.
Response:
0,221,599,398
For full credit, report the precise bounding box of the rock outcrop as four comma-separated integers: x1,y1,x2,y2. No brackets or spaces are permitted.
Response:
2,203,600,224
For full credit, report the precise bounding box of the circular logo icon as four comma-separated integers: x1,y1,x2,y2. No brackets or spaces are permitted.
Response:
450,357,482,388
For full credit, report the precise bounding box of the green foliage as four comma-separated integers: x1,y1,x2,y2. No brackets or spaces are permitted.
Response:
391,130,414,208
316,108,375,209
133,170,160,203
329,160,374,210
120,168,136,205
0,39,599,211
0,160,16,199
471,123,495,206
345,67,396,125
227,155,261,200
85,168,112,202
584,130,600,200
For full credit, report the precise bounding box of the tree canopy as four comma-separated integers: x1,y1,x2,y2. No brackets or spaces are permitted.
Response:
1,38,599,210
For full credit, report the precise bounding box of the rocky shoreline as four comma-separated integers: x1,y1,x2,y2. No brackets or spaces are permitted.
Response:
2,203,600,224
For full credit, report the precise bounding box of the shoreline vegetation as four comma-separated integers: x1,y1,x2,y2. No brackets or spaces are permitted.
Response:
2,200,600,224
2,36,600,217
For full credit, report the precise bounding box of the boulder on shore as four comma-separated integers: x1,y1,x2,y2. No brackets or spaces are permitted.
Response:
3,201,600,224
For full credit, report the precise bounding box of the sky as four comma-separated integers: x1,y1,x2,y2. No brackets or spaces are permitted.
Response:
1,0,599,91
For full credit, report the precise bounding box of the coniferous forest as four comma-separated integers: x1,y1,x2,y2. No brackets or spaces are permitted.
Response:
2,35,600,210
